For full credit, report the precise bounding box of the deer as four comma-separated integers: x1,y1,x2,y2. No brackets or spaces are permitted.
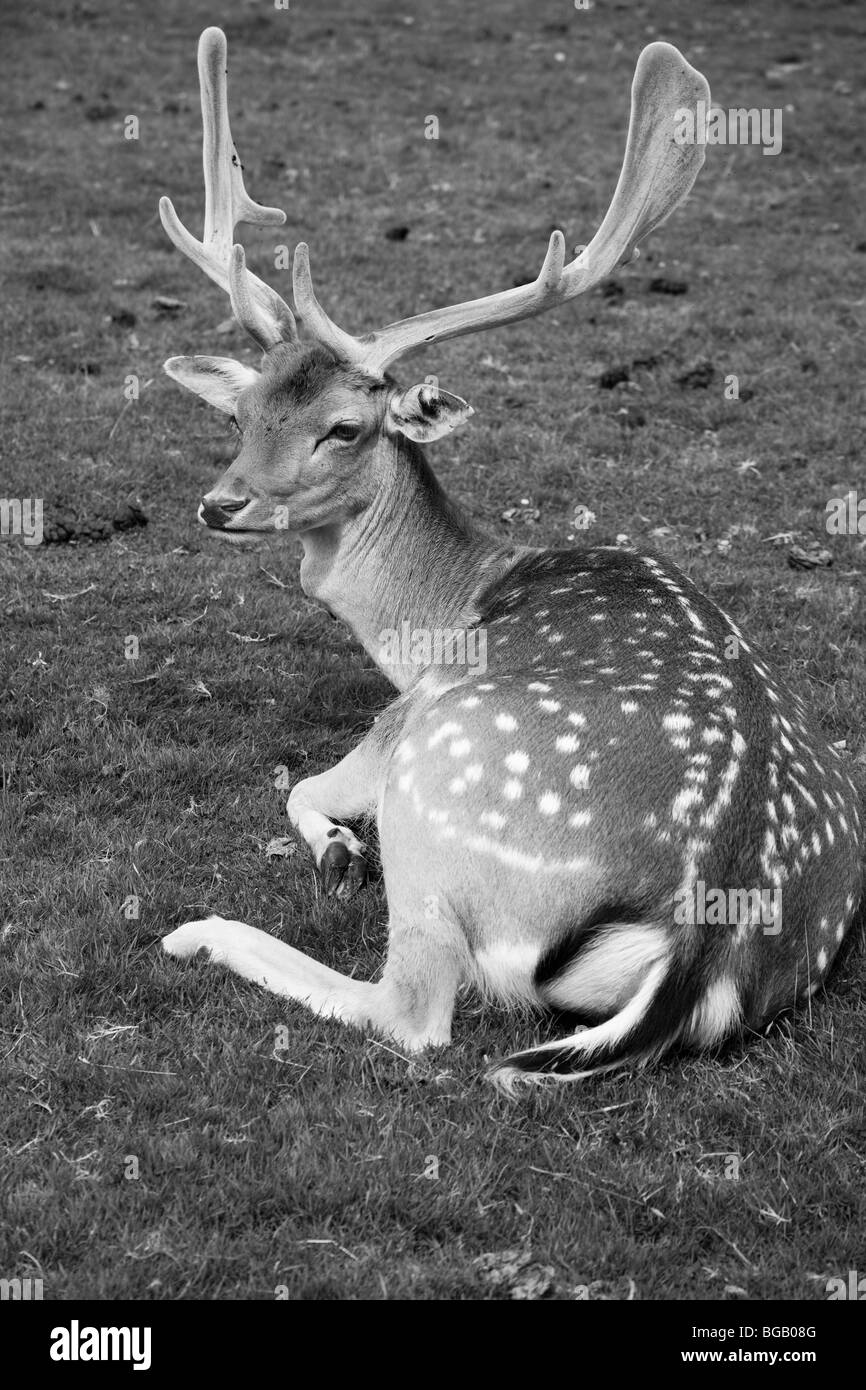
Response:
159,27,863,1091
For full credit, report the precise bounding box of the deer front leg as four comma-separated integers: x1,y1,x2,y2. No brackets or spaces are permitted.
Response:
286,737,382,897
163,911,466,1052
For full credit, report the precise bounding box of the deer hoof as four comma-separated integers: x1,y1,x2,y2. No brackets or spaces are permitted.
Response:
320,839,368,897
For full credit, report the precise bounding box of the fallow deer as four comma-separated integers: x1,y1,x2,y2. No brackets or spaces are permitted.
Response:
160,28,863,1090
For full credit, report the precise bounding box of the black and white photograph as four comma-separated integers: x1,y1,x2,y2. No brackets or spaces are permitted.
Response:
1,0,864,1341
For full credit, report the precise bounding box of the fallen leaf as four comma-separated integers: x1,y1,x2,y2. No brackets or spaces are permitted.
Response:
473,1248,556,1300
265,837,296,860
501,504,540,526
788,544,832,569
510,1263,556,1300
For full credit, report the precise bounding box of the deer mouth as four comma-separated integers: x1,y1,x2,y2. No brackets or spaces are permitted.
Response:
199,521,264,544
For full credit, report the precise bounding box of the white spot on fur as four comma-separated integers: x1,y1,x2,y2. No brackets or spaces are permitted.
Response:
672,786,703,822
663,712,693,733
428,721,462,748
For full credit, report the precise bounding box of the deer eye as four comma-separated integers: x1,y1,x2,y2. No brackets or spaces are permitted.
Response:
327,422,361,443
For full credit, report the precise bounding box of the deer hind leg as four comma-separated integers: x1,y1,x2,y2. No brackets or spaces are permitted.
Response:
162,911,466,1051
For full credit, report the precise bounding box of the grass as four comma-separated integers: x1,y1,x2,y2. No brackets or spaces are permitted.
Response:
1,0,864,1300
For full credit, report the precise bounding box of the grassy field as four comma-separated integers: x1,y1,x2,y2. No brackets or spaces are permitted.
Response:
1,0,865,1300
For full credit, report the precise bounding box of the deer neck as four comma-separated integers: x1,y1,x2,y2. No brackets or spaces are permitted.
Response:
298,436,511,690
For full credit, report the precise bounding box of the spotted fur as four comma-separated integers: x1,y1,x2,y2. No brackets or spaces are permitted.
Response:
379,544,863,1084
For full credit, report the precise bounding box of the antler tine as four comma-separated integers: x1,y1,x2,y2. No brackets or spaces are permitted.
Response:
159,27,297,351
332,42,708,376
292,242,364,362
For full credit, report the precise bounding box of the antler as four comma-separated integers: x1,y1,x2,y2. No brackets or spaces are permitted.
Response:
292,41,710,375
162,33,708,374
159,27,297,350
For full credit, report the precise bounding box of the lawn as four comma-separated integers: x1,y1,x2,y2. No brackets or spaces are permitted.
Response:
1,0,864,1300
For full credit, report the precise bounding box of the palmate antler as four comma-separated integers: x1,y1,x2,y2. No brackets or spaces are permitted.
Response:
161,29,709,371
300,41,711,374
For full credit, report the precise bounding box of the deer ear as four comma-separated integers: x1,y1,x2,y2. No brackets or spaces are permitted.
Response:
387,376,474,442
164,355,259,414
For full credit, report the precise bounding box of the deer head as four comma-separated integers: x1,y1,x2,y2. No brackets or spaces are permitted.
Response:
160,27,709,542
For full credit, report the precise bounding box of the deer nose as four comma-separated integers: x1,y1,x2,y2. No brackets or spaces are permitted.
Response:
199,495,250,529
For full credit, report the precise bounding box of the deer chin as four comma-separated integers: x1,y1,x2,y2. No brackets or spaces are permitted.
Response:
216,531,262,546
199,523,268,546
